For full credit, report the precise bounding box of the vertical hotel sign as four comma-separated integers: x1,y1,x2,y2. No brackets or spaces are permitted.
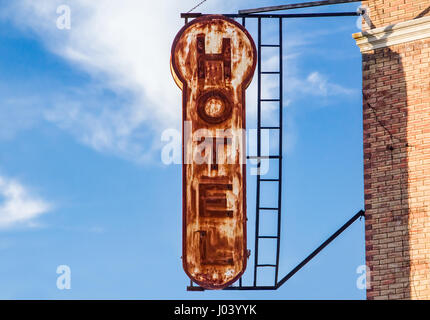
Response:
171,15,256,289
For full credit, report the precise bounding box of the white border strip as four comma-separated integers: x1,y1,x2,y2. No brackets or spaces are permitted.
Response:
353,16,430,52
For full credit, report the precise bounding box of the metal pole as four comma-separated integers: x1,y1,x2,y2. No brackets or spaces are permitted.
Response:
239,0,362,14
274,17,283,286
181,12,360,19
238,14,245,292
253,17,262,287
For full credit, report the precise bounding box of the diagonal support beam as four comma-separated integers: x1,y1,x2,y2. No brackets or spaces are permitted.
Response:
188,210,365,291
239,0,362,15
276,209,365,288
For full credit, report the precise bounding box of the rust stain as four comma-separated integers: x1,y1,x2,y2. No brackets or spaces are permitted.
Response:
171,15,256,289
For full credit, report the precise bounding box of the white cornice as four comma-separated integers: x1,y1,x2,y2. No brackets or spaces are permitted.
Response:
353,16,430,52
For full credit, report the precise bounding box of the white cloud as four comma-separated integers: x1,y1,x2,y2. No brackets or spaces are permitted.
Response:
1,0,356,162
2,0,229,163
0,176,51,229
305,71,356,97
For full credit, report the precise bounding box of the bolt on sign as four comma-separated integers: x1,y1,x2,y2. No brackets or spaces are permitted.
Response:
171,15,257,289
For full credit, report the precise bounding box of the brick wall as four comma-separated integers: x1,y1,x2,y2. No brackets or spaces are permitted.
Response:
362,1,430,300
364,0,430,29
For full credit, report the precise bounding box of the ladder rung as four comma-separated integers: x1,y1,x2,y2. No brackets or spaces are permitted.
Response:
260,99,280,102
260,178,279,182
247,155,280,159
258,236,278,239
260,126,280,129
259,207,279,211
261,71,280,74
261,44,280,48
256,264,277,267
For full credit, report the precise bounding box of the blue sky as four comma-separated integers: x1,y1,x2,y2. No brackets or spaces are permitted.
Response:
0,0,365,299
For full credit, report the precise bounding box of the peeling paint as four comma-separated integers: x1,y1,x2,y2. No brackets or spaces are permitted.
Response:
171,15,256,289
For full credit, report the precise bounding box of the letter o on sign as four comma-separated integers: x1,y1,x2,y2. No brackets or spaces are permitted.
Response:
171,15,256,289
197,90,232,124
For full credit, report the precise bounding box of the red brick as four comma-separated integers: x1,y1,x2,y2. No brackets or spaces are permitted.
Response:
362,0,430,300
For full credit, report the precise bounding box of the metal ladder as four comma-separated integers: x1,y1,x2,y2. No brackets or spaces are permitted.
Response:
252,17,283,287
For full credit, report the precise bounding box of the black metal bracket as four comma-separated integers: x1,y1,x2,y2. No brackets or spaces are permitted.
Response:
181,12,361,20
188,210,365,291
183,11,364,291
238,0,363,15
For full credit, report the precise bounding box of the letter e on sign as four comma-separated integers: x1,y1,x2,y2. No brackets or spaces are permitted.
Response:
171,15,256,289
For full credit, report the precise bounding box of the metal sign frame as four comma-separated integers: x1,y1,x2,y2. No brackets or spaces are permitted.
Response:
181,9,364,291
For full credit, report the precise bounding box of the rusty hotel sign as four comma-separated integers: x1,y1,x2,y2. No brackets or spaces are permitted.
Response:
171,15,257,289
